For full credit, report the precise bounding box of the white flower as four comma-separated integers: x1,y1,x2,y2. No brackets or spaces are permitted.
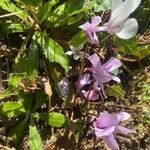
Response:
66,45,84,60
99,0,141,39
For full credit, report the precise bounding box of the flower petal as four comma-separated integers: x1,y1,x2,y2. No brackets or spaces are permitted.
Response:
79,73,91,89
65,51,73,55
111,0,123,12
95,112,119,128
116,18,138,39
82,89,99,101
58,77,69,98
79,22,91,31
110,0,134,26
102,57,121,72
88,53,100,68
94,125,115,137
115,125,136,135
131,0,141,13
111,76,121,83
116,112,131,122
102,134,119,150
91,16,102,27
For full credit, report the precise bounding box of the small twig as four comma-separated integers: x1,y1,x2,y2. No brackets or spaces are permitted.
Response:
0,11,23,19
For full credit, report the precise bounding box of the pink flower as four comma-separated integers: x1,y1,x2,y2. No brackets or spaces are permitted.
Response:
78,54,121,101
94,112,136,150
88,53,121,83
79,16,102,44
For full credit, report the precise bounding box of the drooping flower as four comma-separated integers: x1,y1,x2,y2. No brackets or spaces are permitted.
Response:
79,16,102,44
99,0,141,39
66,45,84,60
88,53,121,83
58,77,69,98
82,80,101,101
94,112,136,150
78,54,121,100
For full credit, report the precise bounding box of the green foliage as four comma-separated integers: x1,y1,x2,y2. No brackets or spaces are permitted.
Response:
0,0,27,20
35,32,69,72
47,0,94,27
0,23,27,36
68,30,87,47
39,112,67,128
37,0,58,23
9,119,27,141
29,119,43,150
19,0,42,7
75,121,83,143
106,85,125,98
94,0,111,12
113,36,150,59
113,36,138,55
0,101,25,117
0,73,26,100
34,91,48,110
15,41,39,77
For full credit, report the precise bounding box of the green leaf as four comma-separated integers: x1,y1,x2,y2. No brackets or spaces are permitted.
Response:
0,0,27,20
68,30,87,47
0,73,26,100
47,0,94,27
113,36,150,59
75,121,83,143
19,0,42,7
0,23,27,36
9,119,27,141
34,91,48,110
39,112,67,128
35,32,69,72
113,36,138,55
29,119,43,150
17,91,34,112
37,0,58,23
106,85,125,98
0,101,26,117
15,41,39,77
94,0,111,12
134,45,150,59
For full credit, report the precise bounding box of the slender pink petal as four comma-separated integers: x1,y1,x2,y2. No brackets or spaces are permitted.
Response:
102,134,119,150
115,125,136,135
116,112,131,122
102,57,121,72
88,53,100,67
79,22,91,30
91,16,102,27
94,126,115,137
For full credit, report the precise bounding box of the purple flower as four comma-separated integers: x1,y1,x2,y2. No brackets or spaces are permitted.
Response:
94,112,136,150
58,77,69,99
82,81,101,101
78,54,121,100
88,53,121,83
79,16,102,44
98,0,141,39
